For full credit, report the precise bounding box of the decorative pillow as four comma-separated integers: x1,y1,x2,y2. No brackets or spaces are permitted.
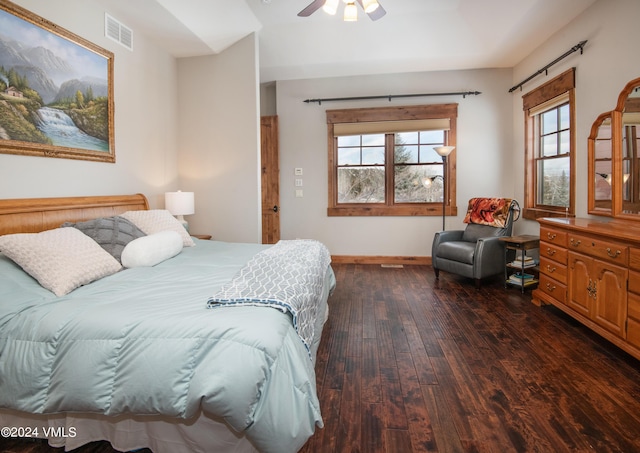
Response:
0,227,122,297
121,230,183,268
62,216,146,262
119,210,195,247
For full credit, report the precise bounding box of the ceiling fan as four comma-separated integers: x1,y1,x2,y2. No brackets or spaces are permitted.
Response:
298,0,386,21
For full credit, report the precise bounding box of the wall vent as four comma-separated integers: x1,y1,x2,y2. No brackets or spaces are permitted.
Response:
105,13,133,51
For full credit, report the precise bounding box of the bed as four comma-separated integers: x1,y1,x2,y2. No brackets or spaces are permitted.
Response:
0,194,334,453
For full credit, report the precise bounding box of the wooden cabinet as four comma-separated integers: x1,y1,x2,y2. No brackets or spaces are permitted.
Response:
533,217,640,361
567,251,627,337
627,248,640,349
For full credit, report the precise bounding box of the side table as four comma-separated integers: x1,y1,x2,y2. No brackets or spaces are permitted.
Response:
499,235,540,293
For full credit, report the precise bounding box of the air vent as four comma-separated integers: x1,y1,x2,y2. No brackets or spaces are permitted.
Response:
105,13,133,51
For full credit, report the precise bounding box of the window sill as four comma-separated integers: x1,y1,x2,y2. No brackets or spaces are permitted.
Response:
328,205,457,217
523,207,573,221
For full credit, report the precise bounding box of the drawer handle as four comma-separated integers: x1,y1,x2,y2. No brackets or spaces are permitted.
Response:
546,265,556,273
545,283,556,292
546,248,556,256
587,279,598,299
606,248,621,259
546,232,557,240
570,238,581,247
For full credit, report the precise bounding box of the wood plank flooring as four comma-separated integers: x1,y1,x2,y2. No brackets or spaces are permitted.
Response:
301,264,640,453
3,263,640,452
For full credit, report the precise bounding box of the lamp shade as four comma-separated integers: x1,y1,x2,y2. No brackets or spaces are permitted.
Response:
434,146,455,157
165,191,194,216
323,0,339,15
344,1,357,21
362,0,379,13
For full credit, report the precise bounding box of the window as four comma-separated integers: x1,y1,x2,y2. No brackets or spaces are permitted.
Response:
327,104,458,216
523,69,575,219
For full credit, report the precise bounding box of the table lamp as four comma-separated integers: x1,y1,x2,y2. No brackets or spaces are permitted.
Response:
165,191,194,231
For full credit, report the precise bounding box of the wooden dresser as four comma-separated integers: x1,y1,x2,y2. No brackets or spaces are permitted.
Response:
533,217,640,361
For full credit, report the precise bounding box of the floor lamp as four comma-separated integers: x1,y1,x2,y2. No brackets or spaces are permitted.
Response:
434,146,455,231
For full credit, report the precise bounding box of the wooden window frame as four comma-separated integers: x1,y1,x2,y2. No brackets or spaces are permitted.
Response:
327,104,458,217
523,68,576,220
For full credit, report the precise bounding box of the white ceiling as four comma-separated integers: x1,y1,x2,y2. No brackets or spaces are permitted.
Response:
100,0,597,82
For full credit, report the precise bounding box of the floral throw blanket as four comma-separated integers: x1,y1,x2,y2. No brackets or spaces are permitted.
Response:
207,239,331,358
463,197,515,228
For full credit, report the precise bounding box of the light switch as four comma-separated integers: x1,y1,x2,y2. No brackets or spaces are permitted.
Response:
295,168,303,176
295,178,303,187
295,189,304,198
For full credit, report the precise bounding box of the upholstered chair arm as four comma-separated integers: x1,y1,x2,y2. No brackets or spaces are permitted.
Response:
434,230,464,243
472,236,506,278
431,230,465,257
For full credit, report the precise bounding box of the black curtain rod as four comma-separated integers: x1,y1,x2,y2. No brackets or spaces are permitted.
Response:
303,91,481,105
508,40,587,93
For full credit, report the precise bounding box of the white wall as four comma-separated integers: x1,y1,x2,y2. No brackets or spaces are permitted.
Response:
275,68,514,257
5,0,633,256
176,34,261,243
511,0,640,235
0,0,179,208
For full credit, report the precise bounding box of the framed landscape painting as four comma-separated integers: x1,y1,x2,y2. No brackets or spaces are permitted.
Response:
0,0,115,162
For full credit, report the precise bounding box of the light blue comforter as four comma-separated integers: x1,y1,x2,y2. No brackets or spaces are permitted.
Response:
0,239,334,453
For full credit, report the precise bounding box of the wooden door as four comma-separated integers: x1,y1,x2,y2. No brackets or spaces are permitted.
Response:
592,260,628,337
260,116,280,244
567,252,592,317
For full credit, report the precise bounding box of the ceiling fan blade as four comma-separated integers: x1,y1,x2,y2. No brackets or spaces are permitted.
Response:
355,0,386,21
298,0,325,17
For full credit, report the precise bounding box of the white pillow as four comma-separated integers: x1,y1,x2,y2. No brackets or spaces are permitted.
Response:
0,227,122,296
121,230,183,268
119,210,195,247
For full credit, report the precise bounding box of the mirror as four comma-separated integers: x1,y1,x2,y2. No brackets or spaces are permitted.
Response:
588,112,613,215
621,88,640,214
588,76,640,220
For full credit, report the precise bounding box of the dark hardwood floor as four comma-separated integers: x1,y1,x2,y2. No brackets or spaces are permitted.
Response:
3,263,640,453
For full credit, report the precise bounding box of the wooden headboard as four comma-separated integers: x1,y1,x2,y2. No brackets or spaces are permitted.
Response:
0,194,149,236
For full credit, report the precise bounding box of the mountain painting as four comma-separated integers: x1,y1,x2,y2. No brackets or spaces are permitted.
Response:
0,1,115,162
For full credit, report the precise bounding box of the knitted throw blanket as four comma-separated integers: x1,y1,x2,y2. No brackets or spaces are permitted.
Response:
207,239,331,357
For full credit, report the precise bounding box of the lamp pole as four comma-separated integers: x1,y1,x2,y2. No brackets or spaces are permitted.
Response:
433,146,455,231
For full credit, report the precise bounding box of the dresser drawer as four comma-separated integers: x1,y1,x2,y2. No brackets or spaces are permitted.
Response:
539,257,567,284
627,292,640,349
540,241,568,265
538,273,566,304
629,291,640,321
629,270,640,295
566,233,628,266
540,227,567,247
630,248,640,272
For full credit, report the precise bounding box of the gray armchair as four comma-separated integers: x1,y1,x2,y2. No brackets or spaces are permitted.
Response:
431,199,519,288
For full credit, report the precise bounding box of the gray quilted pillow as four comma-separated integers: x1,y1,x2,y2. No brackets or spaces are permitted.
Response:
62,216,146,262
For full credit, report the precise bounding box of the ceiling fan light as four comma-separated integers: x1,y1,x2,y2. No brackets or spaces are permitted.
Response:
323,0,339,15
344,1,357,21
362,0,379,13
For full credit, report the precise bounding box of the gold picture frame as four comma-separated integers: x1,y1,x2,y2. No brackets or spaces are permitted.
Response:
0,0,115,162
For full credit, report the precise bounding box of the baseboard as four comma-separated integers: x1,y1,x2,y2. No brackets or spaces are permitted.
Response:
331,255,431,265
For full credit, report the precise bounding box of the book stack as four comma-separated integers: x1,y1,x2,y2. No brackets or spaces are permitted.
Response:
509,254,536,268
508,272,536,286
